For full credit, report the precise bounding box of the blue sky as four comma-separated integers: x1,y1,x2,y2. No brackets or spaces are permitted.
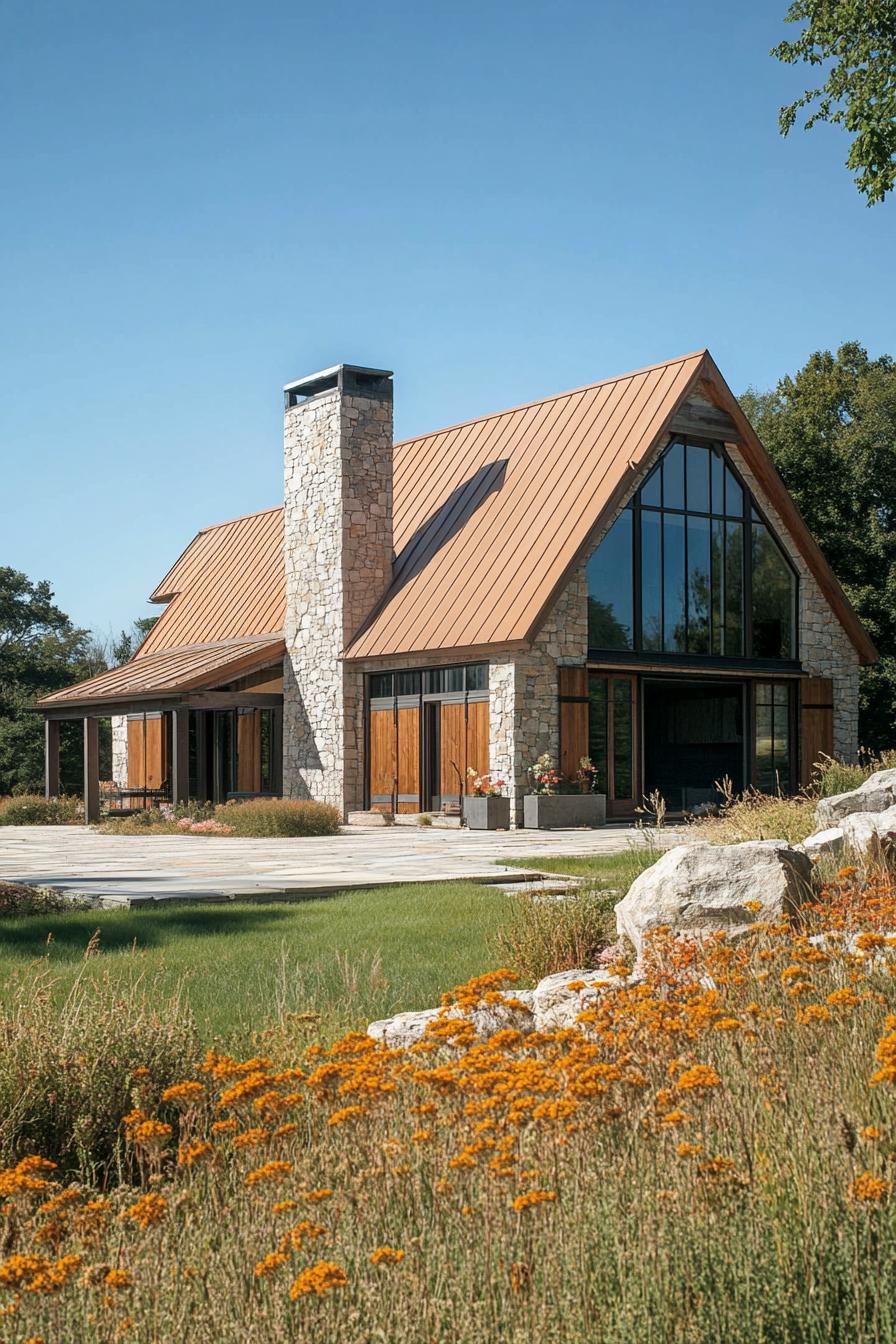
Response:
2,0,893,637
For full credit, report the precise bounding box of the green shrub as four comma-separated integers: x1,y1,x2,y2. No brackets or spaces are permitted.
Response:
216,797,342,837
0,793,81,826
0,882,87,915
0,965,199,1179
491,886,618,981
813,749,896,798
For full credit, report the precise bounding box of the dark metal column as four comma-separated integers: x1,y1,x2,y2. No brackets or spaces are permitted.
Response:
44,719,60,798
171,708,190,805
83,717,100,823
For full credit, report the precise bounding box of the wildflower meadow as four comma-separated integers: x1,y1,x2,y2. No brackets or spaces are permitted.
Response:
2,867,896,1342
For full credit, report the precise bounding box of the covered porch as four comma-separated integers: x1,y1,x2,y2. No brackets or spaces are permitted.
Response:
37,636,285,822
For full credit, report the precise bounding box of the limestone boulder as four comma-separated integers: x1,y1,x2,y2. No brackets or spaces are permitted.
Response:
840,804,896,860
614,841,813,957
802,826,845,858
368,990,536,1049
815,769,896,829
532,966,637,1031
367,1008,439,1049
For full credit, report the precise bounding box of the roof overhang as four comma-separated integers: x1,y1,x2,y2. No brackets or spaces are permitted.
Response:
36,635,286,715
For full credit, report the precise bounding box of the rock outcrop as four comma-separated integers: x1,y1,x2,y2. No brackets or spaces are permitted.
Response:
815,769,896,830
614,841,813,957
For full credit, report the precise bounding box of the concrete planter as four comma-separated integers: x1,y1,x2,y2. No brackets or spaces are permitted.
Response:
465,796,511,830
523,793,606,829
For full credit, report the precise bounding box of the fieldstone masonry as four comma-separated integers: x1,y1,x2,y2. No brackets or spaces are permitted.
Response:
111,715,128,787
282,369,394,814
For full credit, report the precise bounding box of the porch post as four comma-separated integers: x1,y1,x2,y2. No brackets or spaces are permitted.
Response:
83,717,100,823
44,719,60,798
172,708,190,805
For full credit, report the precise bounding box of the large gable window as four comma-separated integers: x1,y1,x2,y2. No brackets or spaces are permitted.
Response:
587,439,797,661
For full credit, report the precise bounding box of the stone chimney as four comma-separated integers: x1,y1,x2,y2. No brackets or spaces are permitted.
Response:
281,364,394,814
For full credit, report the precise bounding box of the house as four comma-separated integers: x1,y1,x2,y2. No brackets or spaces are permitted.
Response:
38,351,876,823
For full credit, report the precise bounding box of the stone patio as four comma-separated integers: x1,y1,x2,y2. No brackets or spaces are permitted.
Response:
0,823,675,906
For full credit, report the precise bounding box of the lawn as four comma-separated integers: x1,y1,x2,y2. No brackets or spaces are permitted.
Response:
502,846,663,885
0,879,509,1044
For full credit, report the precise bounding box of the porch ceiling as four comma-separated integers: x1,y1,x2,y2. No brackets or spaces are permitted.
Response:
36,635,285,712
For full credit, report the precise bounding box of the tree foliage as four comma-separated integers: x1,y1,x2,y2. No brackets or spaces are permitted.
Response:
773,0,896,205
741,341,896,749
0,569,108,795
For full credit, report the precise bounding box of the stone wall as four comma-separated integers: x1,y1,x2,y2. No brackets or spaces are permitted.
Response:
282,378,393,814
726,443,861,759
111,715,128,787
489,563,588,823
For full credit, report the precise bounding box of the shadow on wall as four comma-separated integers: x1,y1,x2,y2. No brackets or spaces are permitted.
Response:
281,664,323,799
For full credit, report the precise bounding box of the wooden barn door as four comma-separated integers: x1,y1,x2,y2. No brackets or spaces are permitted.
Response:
127,713,168,794
465,700,489,789
800,677,834,788
440,702,466,805
237,710,261,794
369,707,397,812
396,705,421,813
558,668,589,779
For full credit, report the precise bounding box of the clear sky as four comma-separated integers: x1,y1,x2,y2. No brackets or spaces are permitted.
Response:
2,0,893,638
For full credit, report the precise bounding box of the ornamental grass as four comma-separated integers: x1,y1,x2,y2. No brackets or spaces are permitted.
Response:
5,871,896,1341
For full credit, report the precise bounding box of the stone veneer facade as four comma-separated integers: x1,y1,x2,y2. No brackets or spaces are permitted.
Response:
111,715,128,787
282,370,393,813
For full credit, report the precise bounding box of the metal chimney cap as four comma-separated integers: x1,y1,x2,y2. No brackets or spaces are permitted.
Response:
284,364,393,407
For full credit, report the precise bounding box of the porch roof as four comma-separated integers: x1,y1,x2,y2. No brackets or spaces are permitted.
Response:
37,635,285,711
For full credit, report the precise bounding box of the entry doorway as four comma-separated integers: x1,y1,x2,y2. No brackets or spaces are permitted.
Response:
642,678,745,812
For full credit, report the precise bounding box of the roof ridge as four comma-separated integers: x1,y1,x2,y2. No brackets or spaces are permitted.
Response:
196,503,283,535
392,350,709,450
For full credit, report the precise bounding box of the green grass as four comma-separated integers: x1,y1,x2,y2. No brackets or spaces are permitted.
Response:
0,880,506,1046
501,847,661,886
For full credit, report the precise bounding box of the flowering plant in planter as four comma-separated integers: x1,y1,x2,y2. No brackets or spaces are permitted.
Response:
527,754,561,796
466,768,505,798
575,756,600,793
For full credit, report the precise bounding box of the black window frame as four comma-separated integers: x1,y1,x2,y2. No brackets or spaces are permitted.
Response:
589,435,800,668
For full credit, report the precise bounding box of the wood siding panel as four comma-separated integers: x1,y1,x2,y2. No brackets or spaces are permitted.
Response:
127,715,166,790
440,703,466,802
465,701,489,789
237,711,261,793
559,666,589,780
369,708,397,811
800,677,834,787
396,706,421,813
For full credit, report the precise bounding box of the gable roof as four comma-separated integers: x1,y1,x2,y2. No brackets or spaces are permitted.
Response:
347,349,875,664
138,506,285,657
42,348,875,715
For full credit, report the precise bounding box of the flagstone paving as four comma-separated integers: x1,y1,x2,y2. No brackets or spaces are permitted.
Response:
0,824,678,906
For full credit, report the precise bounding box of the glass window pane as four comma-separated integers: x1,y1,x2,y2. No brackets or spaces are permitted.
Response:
755,701,774,792
686,443,710,513
465,664,488,692
587,677,609,796
612,679,633,799
752,524,795,659
725,467,744,518
710,447,725,516
260,710,273,792
686,515,711,653
663,514,686,651
396,671,421,696
370,673,393,699
641,462,662,508
587,511,633,649
663,440,685,510
641,510,662,650
755,681,773,707
773,682,789,708
443,666,464,693
424,669,442,694
711,519,724,655
724,522,744,656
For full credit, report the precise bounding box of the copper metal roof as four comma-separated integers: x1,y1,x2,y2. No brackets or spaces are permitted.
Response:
139,506,285,656
39,636,286,707
347,352,707,658
43,347,875,714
